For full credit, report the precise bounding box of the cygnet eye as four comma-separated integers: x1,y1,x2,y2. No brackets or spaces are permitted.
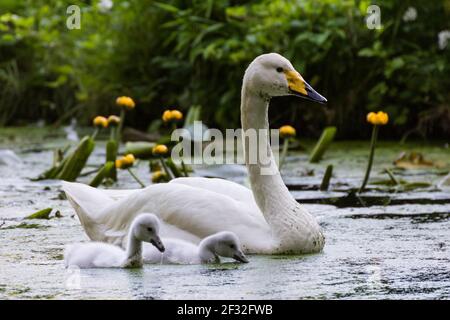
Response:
229,244,235,249
147,227,153,232
276,67,283,73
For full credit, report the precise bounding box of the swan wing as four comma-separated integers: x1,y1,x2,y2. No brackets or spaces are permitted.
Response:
101,177,257,204
64,182,273,253
62,181,115,241
100,183,273,252
169,177,262,218
101,188,138,201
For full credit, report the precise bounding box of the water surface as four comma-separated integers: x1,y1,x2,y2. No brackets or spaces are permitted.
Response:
0,128,448,299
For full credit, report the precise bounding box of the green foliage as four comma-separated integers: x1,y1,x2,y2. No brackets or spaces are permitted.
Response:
56,135,95,181
25,207,52,220
89,161,114,187
106,139,118,180
320,165,333,191
0,0,449,138
309,126,337,163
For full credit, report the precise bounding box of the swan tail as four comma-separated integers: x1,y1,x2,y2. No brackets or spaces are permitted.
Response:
62,181,114,241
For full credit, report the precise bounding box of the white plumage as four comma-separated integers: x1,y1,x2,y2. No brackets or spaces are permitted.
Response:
64,213,164,268
65,242,127,268
62,53,326,254
143,231,248,265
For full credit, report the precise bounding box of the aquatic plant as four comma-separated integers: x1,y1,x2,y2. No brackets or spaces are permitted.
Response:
278,125,296,171
89,161,115,187
25,208,52,220
309,127,337,163
56,136,95,181
116,96,136,110
107,115,120,138
116,153,146,188
104,115,121,181
359,111,389,193
152,144,174,180
115,96,135,141
92,116,108,128
162,110,183,123
125,141,156,159
152,144,169,156
151,170,169,183
320,165,333,191
92,116,108,140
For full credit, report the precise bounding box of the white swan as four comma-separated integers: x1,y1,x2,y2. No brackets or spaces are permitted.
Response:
64,213,165,268
143,231,248,265
62,53,327,254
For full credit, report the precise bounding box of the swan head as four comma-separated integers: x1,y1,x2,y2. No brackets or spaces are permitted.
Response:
210,231,249,263
131,213,165,252
244,52,327,103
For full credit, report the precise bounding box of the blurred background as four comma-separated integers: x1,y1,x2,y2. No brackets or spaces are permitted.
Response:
0,0,449,140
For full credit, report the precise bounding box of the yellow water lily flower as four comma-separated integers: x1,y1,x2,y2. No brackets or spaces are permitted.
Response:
367,111,389,126
162,110,172,122
115,154,135,169
171,110,183,121
93,116,108,128
115,158,125,169
151,170,167,183
107,115,121,126
279,125,296,139
152,144,169,156
162,109,183,122
116,96,135,110
123,153,135,165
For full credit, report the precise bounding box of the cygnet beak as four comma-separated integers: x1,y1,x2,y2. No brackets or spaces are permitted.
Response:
233,251,249,263
151,237,165,253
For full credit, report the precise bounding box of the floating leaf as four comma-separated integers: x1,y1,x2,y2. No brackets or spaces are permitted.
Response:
394,151,444,169
125,141,155,159
25,208,52,220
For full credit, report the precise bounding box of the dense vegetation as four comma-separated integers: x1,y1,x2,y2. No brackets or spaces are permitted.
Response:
0,0,449,139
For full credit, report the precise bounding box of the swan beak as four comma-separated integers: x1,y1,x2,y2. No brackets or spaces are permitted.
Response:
151,237,165,253
285,70,327,104
233,251,249,263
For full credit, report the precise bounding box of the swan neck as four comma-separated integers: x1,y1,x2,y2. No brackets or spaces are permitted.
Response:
125,228,142,263
241,86,270,131
240,80,324,253
240,85,292,214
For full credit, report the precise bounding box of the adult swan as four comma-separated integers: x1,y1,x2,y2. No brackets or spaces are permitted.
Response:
63,53,327,254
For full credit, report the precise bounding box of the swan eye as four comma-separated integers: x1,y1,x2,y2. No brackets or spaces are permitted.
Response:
229,244,235,249
276,67,283,73
147,227,153,232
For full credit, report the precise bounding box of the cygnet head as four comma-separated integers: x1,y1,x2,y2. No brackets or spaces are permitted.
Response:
131,213,165,252
243,52,327,103
209,231,248,263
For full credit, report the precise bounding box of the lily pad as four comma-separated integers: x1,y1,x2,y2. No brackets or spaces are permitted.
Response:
394,151,446,169
1,222,49,230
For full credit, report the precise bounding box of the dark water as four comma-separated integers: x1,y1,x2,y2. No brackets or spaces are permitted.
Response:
0,128,449,299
